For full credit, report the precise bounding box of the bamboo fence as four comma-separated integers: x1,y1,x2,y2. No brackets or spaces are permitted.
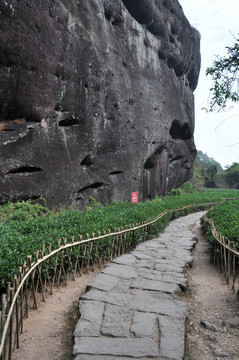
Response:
204,214,239,293
0,202,221,359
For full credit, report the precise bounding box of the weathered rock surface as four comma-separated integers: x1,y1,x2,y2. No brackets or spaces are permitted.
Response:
0,0,200,208
73,212,206,360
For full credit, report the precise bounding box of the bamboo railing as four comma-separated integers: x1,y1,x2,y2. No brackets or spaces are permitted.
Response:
204,213,239,293
0,202,218,359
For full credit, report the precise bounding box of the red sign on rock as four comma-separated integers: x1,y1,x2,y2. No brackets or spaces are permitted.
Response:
131,191,138,203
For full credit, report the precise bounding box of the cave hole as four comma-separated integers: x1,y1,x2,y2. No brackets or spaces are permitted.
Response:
167,55,177,68
26,113,41,123
144,158,155,170
169,155,183,163
158,50,166,60
109,170,123,175
6,166,42,176
104,10,111,21
169,120,192,140
59,117,79,127
81,155,93,167
169,35,175,43
174,64,184,77
78,182,104,193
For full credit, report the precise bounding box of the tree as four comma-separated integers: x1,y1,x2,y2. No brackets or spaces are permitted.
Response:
204,164,218,188
206,34,239,112
225,162,239,188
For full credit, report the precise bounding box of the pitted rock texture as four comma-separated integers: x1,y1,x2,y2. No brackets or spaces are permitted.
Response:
0,0,200,209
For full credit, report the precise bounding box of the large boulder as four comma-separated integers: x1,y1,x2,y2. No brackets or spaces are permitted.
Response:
0,0,200,208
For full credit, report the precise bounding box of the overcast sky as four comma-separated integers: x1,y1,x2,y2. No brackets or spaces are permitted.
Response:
179,0,239,167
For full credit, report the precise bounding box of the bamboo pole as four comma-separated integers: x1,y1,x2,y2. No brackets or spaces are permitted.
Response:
18,268,23,334
13,276,19,351
28,256,37,309
8,288,13,360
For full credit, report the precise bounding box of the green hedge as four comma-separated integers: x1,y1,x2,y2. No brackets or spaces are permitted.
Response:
204,200,239,243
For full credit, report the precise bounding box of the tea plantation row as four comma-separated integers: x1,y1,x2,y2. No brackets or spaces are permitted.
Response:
0,188,238,292
204,200,239,243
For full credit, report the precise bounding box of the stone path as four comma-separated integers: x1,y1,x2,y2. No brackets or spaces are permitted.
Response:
73,211,205,360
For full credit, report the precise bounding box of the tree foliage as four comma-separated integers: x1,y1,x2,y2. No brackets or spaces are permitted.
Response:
225,162,239,188
206,34,239,111
192,150,239,189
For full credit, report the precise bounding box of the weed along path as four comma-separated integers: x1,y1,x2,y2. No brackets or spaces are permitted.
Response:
73,211,205,360
11,211,239,360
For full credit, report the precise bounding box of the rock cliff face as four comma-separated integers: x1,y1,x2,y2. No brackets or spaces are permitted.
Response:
0,0,200,208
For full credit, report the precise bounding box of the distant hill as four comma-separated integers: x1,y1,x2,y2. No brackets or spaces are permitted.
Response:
191,150,239,189
195,150,223,172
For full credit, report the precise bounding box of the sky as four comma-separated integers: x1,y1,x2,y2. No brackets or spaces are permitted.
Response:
179,0,239,168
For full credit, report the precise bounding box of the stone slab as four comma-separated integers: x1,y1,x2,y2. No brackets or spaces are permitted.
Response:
137,268,187,289
112,254,137,265
74,301,104,337
130,288,176,302
131,312,156,337
83,289,133,307
102,264,138,279
101,304,132,337
87,273,119,291
73,337,159,358
74,356,154,360
130,250,154,260
154,263,185,273
131,277,181,294
135,260,155,269
127,291,189,319
115,278,132,293
158,316,185,360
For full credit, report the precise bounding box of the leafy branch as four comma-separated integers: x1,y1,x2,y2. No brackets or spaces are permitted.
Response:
206,34,239,111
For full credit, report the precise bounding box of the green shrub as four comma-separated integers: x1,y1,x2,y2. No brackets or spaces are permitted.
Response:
204,200,239,243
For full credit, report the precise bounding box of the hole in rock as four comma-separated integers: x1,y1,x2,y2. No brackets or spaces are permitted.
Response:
169,120,192,140
174,64,184,77
59,117,79,127
144,158,155,170
26,113,41,123
187,68,197,91
6,166,42,176
169,35,175,43
111,18,122,26
104,9,111,21
167,56,177,68
0,119,27,132
109,170,123,175
158,50,166,60
81,155,93,167
78,182,104,193
169,155,183,163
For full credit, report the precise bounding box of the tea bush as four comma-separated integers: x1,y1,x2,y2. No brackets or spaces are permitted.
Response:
0,188,239,292
204,200,239,243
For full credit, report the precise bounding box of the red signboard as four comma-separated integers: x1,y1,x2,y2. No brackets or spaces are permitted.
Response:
131,191,138,203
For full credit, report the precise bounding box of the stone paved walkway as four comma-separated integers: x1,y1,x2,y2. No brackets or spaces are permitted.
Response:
73,211,205,360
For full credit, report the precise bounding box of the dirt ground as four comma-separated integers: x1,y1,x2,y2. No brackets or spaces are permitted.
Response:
184,220,239,360
11,270,100,360
11,220,239,360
